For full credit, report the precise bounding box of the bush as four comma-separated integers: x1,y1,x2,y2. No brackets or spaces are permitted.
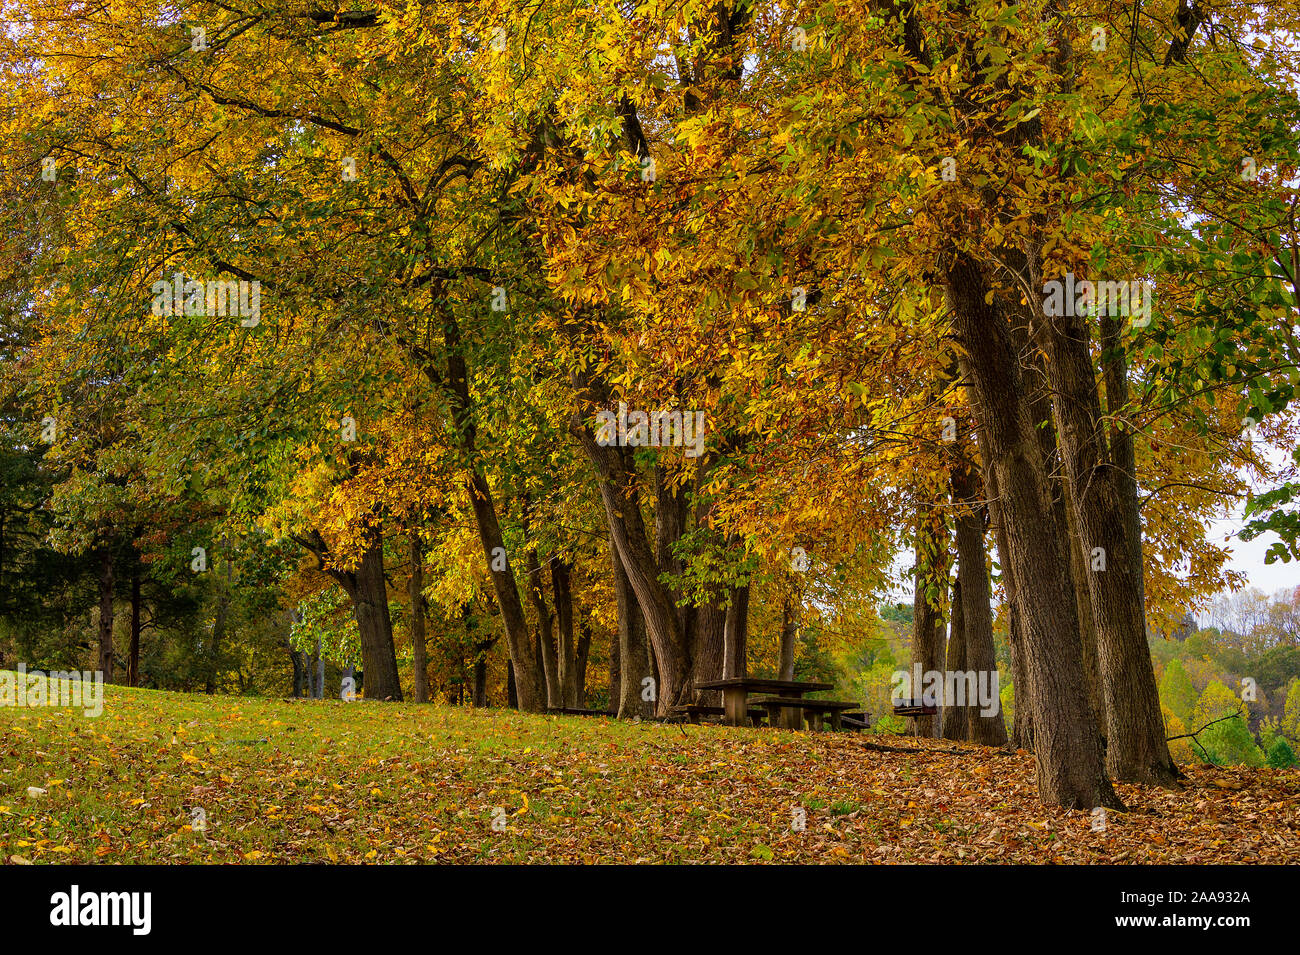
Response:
1266,737,1298,769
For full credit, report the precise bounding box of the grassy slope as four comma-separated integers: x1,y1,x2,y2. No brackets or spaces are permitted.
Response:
1,677,1297,863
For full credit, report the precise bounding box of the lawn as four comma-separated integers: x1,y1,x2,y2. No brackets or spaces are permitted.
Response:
1,676,1297,864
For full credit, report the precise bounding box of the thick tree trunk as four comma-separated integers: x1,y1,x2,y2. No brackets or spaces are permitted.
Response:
525,548,560,706
951,460,1009,746
551,557,579,707
978,435,1033,751
948,251,1121,809
1062,479,1105,736
409,533,429,703
97,546,114,682
286,641,306,698
336,530,402,701
208,582,228,694
910,508,946,738
779,587,799,681
607,622,620,710
577,430,690,714
1034,304,1176,786
722,584,750,680
1013,324,1106,743
692,602,725,704
575,618,592,708
129,568,141,688
941,575,967,741
312,637,323,699
467,472,546,712
472,654,489,707
610,530,654,718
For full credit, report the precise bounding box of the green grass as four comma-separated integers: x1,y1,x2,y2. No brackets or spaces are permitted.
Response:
2,674,1297,864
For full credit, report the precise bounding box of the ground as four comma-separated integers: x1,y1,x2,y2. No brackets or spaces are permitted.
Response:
1,679,1297,863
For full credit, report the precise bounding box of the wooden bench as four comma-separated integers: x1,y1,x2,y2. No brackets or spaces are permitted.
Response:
892,698,938,735
754,697,860,731
674,703,765,727
694,678,834,727
840,711,872,731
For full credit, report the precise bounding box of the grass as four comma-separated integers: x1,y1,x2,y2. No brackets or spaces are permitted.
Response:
1,674,1298,864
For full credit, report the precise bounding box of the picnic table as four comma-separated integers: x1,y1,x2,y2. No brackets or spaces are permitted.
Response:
753,697,860,731
693,678,833,728
892,698,939,735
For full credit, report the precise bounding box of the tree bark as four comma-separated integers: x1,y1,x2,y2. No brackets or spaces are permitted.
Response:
525,547,560,706
576,427,690,714
1033,302,1176,785
910,507,947,737
610,529,654,718
779,586,799,681
951,459,1009,746
466,472,546,712
575,617,592,708
409,532,429,703
941,575,967,741
129,568,141,687
948,250,1121,809
722,584,750,680
551,557,579,707
334,528,403,701
97,546,114,683
977,429,1033,751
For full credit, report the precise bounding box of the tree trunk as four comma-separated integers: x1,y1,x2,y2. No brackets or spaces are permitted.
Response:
1063,477,1105,737
409,532,429,703
575,618,592,708
610,529,654,718
312,637,323,699
208,581,228,694
948,250,1121,809
722,584,750,680
779,587,799,681
551,557,579,707
607,622,620,711
941,575,967,741
207,549,233,695
129,568,141,687
577,429,690,714
97,546,114,682
910,507,946,737
525,548,560,706
467,471,546,712
472,653,489,707
978,431,1033,751
286,641,306,698
335,529,402,701
951,459,1008,746
1033,302,1176,786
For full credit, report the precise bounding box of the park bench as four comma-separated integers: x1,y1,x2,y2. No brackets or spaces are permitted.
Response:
754,697,860,731
840,711,871,731
674,703,765,726
693,677,834,727
892,698,939,735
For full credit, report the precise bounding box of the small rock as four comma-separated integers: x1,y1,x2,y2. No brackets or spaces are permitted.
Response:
26,786,46,798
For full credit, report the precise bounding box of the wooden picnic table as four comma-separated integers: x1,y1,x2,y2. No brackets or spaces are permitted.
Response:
694,678,833,728
753,697,859,731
